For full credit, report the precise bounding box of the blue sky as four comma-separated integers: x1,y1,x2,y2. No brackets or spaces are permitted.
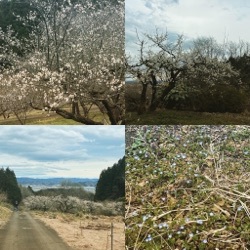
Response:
126,0,250,55
0,126,125,178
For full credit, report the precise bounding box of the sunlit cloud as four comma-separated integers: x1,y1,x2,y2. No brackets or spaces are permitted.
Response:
0,126,125,178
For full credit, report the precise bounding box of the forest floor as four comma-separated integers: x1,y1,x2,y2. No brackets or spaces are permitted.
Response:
126,125,250,249
126,109,250,125
33,211,125,250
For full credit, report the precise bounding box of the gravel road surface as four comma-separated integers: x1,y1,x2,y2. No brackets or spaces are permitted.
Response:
0,211,71,250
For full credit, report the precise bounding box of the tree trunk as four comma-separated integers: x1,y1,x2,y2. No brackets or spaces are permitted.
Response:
159,81,176,106
149,72,158,111
102,100,119,125
138,83,148,115
149,83,157,111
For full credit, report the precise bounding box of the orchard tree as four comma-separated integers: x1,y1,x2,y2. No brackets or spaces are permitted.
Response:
127,30,189,114
226,39,250,58
127,30,244,114
24,195,124,215
0,0,125,124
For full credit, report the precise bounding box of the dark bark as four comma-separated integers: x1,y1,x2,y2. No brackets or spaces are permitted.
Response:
71,102,80,115
55,108,103,125
30,102,103,125
101,100,120,125
160,81,176,102
149,71,158,111
138,83,148,115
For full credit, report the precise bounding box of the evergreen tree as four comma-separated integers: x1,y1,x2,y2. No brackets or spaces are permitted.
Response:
0,167,22,205
94,157,125,201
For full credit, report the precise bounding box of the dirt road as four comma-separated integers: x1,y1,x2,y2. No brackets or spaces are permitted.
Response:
0,211,71,250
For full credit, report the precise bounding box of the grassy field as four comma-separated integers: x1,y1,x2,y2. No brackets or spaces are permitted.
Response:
0,106,107,125
126,125,250,249
126,109,250,125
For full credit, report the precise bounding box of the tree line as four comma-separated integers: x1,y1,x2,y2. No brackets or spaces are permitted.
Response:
95,156,125,201
23,185,94,200
126,31,250,114
0,167,22,205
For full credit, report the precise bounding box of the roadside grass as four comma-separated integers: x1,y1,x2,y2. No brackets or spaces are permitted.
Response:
126,126,250,249
0,203,12,228
126,109,250,125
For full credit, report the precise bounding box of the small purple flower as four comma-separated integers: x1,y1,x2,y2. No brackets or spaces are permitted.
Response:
145,234,152,242
196,219,203,225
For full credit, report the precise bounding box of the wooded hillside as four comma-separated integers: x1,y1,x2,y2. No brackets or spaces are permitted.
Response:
95,157,125,201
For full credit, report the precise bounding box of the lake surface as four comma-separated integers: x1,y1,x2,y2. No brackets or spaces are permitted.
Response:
21,184,96,193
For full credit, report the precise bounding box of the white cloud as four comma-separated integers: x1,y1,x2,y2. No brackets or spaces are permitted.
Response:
0,126,125,178
126,0,250,55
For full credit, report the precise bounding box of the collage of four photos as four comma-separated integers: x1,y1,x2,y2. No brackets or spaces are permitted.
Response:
0,0,250,249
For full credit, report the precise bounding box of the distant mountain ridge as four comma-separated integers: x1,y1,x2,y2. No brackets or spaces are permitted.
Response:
17,177,98,187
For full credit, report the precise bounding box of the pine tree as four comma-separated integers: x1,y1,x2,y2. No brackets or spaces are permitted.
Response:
95,157,125,201
0,167,22,205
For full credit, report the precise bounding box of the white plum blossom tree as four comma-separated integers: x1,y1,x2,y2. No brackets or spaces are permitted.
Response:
127,30,189,113
23,195,124,215
127,30,243,114
0,0,124,124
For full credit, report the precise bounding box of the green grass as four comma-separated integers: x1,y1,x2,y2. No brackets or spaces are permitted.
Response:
0,107,107,125
28,115,82,125
0,111,80,125
126,126,250,249
126,109,250,125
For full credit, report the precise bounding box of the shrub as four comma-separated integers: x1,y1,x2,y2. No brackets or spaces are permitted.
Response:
0,192,8,203
193,85,247,113
164,83,191,110
165,84,247,113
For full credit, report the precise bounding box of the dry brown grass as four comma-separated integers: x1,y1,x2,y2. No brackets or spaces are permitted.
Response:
0,204,12,229
126,126,250,249
33,211,125,250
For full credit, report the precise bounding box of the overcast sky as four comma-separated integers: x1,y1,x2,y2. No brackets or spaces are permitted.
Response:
126,0,250,55
0,126,125,178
